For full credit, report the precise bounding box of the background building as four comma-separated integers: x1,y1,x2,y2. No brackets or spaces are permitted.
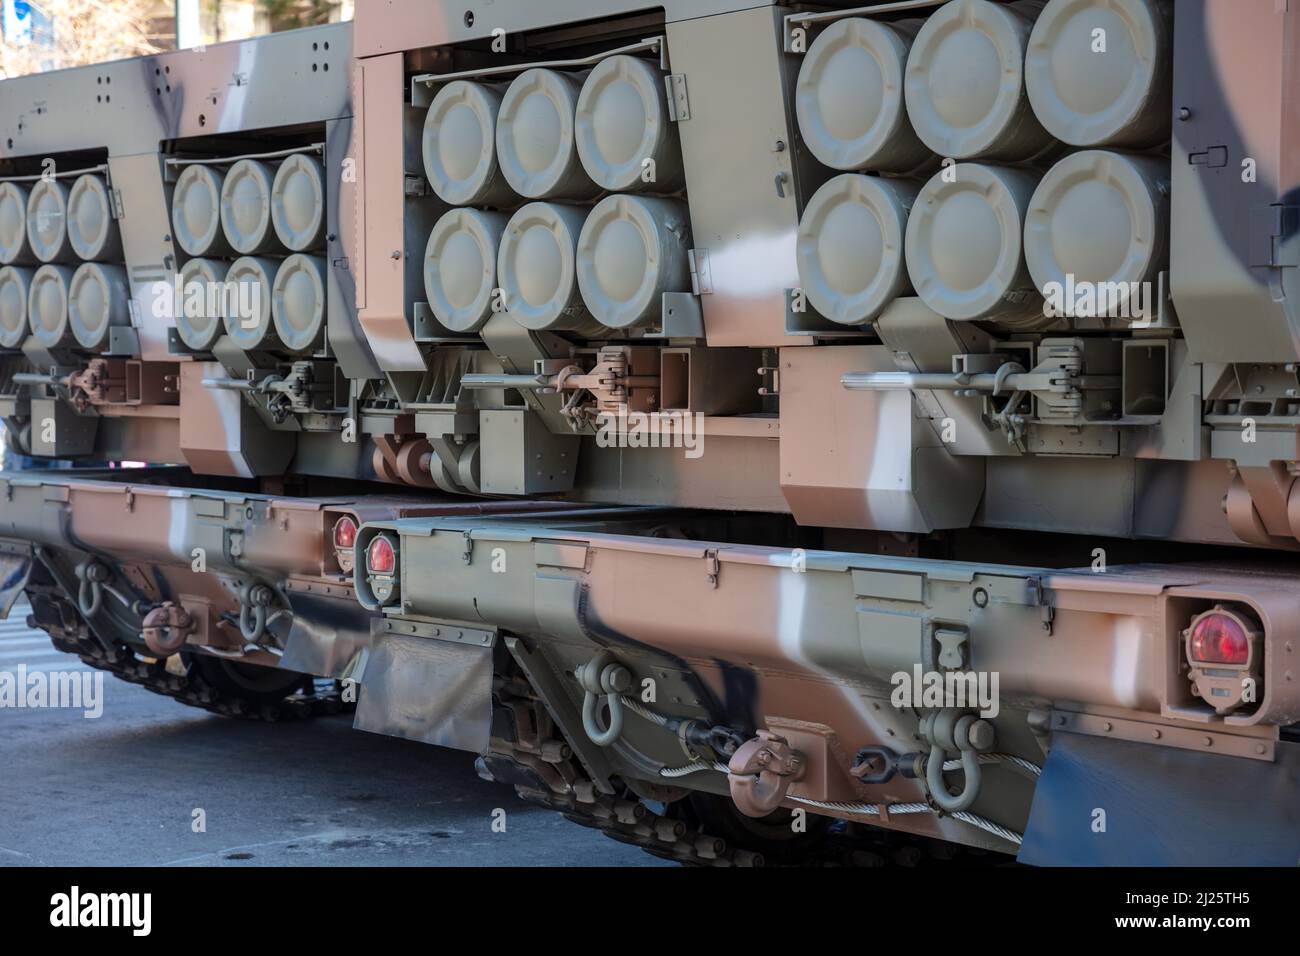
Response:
0,0,354,77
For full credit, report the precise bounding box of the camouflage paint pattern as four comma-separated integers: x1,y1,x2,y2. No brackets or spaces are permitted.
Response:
1,0,1299,862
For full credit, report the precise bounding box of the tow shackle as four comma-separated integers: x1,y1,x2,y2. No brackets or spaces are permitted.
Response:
238,582,275,643
920,709,995,813
75,561,110,618
577,651,633,747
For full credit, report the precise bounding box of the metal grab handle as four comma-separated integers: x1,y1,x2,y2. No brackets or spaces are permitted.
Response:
577,652,632,747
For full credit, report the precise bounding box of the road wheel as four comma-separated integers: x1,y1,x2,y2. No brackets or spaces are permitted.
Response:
183,651,308,705
669,791,832,864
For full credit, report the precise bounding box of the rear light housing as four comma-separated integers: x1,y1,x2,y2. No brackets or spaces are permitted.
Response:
367,534,397,574
1188,611,1251,665
334,515,357,549
365,533,400,605
1183,606,1261,715
332,515,358,573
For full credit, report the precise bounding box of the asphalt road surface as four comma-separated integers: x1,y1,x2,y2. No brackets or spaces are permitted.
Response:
0,604,668,867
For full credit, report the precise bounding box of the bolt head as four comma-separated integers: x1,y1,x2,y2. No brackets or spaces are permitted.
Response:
967,719,995,751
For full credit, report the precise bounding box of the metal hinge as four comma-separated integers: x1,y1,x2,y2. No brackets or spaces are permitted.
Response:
688,248,712,295
403,173,429,197
109,188,124,220
665,74,689,122
705,549,720,588
1028,576,1055,635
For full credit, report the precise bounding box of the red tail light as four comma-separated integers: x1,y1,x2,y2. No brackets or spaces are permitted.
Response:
1189,611,1251,665
333,516,358,550
367,535,396,574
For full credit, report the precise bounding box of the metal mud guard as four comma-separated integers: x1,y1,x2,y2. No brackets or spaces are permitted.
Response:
1021,734,1300,866
350,617,496,754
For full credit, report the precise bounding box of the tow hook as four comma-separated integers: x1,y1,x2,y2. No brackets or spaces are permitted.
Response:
919,709,995,813
727,730,805,818
577,651,632,747
141,602,195,656
238,582,276,642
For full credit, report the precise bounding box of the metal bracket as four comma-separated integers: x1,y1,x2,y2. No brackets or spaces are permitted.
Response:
644,291,705,340
1050,710,1274,762
107,327,140,358
372,616,496,648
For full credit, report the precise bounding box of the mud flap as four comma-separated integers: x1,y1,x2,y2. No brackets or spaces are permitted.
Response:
280,592,374,679
0,549,32,619
1019,734,1300,866
351,631,493,754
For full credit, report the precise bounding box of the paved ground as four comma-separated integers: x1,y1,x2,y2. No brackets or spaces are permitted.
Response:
0,605,668,867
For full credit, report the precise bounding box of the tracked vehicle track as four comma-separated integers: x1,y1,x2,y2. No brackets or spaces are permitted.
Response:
22,585,349,722
514,782,1012,868
20,581,1011,866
